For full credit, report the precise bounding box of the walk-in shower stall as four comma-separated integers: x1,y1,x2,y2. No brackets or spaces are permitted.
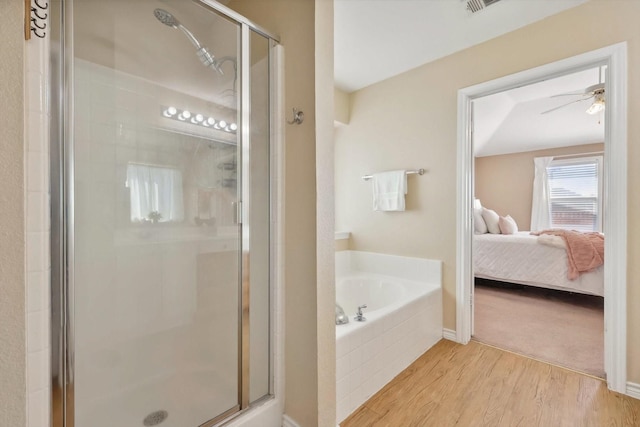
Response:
50,1,278,426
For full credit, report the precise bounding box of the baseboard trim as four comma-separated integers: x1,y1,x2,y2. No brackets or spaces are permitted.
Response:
443,328,457,342
282,414,301,427
626,381,640,400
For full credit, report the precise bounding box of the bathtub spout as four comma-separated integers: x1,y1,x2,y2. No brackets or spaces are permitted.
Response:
354,304,367,322
335,303,349,325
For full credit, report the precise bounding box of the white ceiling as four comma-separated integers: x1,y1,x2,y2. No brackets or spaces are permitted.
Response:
473,67,606,157
334,0,603,156
334,0,588,93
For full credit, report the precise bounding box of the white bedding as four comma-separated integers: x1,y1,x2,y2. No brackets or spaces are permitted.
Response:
473,231,604,296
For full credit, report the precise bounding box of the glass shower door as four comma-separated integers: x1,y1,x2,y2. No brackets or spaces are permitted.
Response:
70,1,243,425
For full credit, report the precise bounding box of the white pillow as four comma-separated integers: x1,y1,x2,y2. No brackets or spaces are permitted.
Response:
499,215,518,235
474,208,488,234
482,208,501,234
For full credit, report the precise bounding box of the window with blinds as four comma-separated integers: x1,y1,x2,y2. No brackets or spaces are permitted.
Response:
547,156,603,232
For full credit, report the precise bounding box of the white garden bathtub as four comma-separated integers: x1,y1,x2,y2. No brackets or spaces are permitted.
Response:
335,251,442,423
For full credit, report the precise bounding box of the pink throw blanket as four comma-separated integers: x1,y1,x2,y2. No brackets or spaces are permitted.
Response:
531,229,604,280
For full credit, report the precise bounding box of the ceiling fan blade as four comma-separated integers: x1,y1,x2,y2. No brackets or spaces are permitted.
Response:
550,83,605,98
550,92,588,98
541,96,594,115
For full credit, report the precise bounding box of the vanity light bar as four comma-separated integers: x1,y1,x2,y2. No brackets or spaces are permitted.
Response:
161,106,237,133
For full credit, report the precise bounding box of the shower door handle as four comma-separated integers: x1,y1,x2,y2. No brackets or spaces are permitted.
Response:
233,201,242,224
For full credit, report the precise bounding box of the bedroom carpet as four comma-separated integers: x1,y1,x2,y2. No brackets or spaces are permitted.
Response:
473,280,604,378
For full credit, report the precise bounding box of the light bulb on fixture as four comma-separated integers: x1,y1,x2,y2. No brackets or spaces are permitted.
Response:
163,106,177,117
160,107,237,133
586,94,605,115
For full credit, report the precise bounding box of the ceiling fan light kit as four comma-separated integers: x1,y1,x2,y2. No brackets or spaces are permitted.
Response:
541,79,606,115
586,94,605,115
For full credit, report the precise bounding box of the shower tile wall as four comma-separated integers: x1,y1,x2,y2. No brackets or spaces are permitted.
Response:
25,28,51,427
73,59,241,422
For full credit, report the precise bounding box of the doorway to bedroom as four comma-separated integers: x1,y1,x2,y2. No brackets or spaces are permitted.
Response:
470,67,606,378
456,43,629,393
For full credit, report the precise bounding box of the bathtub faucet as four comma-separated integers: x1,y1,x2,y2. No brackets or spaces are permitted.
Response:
354,304,367,322
335,303,349,325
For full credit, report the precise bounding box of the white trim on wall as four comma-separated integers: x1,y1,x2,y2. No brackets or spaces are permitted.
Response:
443,328,457,341
456,90,474,345
627,382,640,400
282,414,302,427
272,43,287,425
602,43,628,394
456,43,628,394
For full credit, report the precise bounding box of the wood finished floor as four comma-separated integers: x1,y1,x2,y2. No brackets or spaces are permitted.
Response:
341,339,640,427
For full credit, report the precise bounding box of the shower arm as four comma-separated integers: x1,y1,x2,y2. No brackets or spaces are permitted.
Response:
175,24,223,73
153,8,224,74
176,24,203,50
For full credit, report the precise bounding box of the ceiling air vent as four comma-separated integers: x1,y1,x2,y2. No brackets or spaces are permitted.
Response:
466,0,501,14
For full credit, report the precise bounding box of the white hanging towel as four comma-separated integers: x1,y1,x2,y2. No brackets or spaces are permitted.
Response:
372,170,407,211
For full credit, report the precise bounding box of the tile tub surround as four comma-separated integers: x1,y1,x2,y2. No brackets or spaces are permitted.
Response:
335,251,443,423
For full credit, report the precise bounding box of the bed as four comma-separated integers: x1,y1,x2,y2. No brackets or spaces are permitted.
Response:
473,231,604,297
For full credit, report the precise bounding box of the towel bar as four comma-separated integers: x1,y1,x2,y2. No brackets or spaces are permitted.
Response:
362,168,425,181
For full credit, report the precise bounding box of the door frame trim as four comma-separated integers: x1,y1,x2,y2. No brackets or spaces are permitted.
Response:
455,42,628,393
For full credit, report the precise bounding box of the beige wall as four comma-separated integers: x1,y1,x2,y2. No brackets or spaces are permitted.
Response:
0,0,26,425
226,1,329,425
335,238,350,252
475,143,604,231
335,0,640,382
334,88,350,125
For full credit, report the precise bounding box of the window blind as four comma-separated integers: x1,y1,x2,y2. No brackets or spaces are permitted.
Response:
547,158,602,232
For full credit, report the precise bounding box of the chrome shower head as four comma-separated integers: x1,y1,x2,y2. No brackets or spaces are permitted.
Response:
153,8,179,28
152,8,224,74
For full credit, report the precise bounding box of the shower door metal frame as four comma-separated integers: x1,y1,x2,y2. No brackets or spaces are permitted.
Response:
50,1,280,426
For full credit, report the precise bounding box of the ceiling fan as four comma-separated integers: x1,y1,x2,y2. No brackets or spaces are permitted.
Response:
541,68,606,115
